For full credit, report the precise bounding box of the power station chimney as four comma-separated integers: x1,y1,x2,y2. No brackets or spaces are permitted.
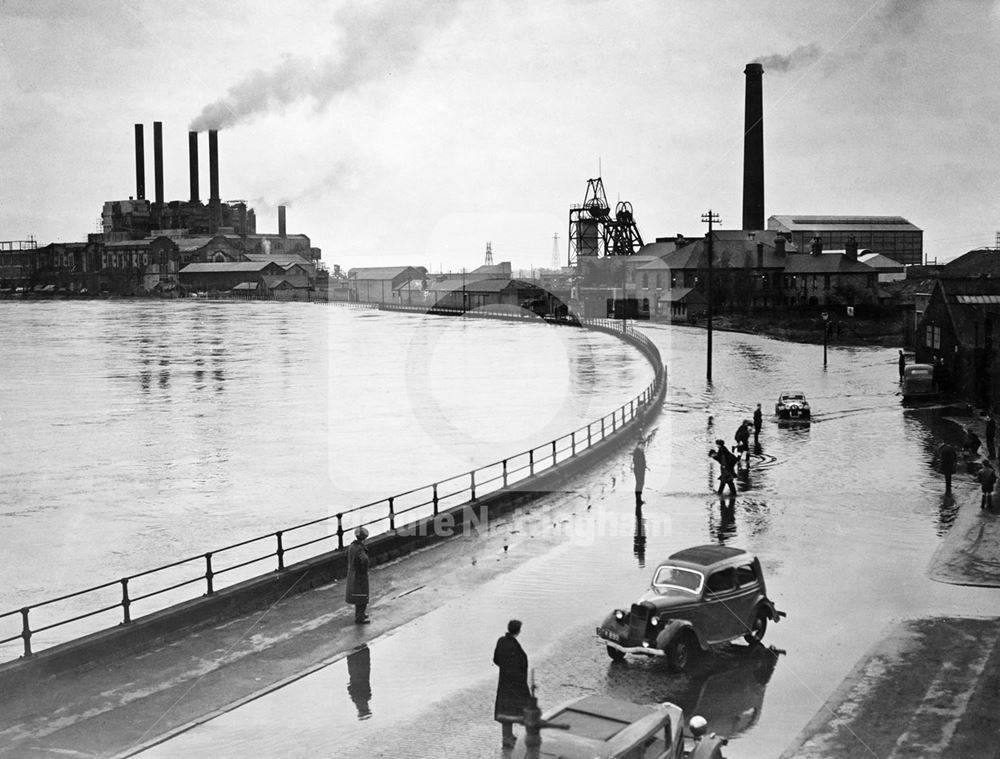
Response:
278,205,287,237
134,124,145,201
742,62,765,231
208,129,221,232
153,121,164,208
188,131,200,203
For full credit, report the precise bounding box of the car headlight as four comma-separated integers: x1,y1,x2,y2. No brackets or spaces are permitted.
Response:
614,609,625,622
650,615,660,626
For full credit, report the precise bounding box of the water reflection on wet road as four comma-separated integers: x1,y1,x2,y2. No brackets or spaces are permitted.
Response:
141,324,997,759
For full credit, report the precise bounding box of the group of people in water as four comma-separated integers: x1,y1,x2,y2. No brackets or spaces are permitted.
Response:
708,409,761,496
632,403,766,502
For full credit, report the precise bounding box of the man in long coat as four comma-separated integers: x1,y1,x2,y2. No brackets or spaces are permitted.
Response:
493,619,531,749
632,442,647,505
345,527,370,623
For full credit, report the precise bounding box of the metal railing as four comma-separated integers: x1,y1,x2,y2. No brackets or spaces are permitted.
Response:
0,314,664,662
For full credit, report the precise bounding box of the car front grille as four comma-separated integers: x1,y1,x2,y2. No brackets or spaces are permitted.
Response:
629,604,650,641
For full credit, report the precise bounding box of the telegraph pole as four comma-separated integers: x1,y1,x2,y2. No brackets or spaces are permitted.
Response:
701,210,720,383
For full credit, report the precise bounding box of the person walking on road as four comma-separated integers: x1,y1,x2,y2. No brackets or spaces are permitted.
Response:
939,442,957,493
493,619,532,749
898,350,906,381
753,404,763,444
632,441,648,505
345,527,371,624
710,439,738,497
979,460,997,510
734,420,752,462
987,414,997,459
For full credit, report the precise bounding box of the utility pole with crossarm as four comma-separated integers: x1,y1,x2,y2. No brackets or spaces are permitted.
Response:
701,210,720,383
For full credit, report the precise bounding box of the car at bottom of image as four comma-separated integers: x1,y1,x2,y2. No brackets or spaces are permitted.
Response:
775,391,811,420
596,545,785,672
507,694,727,759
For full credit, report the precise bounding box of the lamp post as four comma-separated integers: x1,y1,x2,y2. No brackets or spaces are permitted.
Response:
821,310,829,367
701,210,720,383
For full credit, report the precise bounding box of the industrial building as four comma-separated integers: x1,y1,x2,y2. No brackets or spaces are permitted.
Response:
768,215,923,266
0,123,322,298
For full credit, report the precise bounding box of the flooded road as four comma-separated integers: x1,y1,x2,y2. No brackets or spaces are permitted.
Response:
138,323,996,758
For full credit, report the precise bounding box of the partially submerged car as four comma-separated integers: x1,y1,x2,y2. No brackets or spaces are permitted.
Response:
775,391,810,420
901,363,938,402
508,694,727,759
596,545,785,671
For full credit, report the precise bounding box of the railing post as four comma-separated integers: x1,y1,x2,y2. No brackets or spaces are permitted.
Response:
571,431,576,456
276,531,285,571
20,608,31,658
433,484,439,515
121,578,131,624
470,472,476,501
601,418,606,439
552,440,557,465
612,410,617,432
502,459,508,488
388,497,395,530
529,449,535,476
204,553,214,595
587,423,592,448
336,514,344,549
630,400,635,419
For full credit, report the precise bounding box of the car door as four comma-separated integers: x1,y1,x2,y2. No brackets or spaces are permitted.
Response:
702,567,737,643
731,562,761,636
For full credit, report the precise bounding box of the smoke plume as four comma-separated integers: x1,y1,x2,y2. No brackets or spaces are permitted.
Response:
754,43,822,73
189,0,463,131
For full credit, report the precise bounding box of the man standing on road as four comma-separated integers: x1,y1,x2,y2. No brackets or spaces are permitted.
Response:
345,527,371,624
939,442,957,492
979,460,997,510
753,404,763,445
898,350,906,381
493,619,532,749
632,441,648,505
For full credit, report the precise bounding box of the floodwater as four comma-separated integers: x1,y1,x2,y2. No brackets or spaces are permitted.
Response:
0,302,652,656
139,322,996,759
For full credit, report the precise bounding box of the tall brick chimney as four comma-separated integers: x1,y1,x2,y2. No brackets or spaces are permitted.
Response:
278,205,287,237
188,131,199,203
742,62,765,231
134,124,145,200
153,121,164,208
208,129,221,231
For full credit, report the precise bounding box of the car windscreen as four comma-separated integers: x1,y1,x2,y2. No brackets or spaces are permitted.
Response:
782,394,805,401
652,565,703,594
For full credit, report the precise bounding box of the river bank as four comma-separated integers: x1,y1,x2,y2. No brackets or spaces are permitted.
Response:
685,311,904,349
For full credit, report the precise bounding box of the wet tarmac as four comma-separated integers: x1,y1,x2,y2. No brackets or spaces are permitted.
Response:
136,324,997,758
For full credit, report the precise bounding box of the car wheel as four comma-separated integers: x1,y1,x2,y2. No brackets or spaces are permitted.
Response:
606,645,625,662
666,632,695,672
744,606,769,644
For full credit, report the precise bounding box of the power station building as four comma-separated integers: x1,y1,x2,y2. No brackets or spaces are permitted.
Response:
0,123,322,298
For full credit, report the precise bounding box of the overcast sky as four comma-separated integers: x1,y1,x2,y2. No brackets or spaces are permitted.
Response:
1,0,997,271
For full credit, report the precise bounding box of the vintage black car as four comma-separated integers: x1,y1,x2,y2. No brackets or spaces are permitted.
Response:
775,391,810,420
596,545,785,672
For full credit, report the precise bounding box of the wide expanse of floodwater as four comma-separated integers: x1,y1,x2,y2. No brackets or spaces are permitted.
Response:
0,301,652,653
